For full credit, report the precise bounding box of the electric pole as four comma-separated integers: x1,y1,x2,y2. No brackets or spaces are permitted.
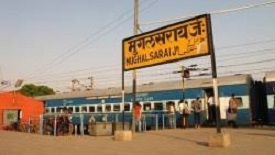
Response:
132,0,139,133
207,14,221,133
71,79,79,92
88,76,94,90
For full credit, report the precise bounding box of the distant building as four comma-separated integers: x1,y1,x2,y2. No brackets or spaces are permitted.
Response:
0,92,44,129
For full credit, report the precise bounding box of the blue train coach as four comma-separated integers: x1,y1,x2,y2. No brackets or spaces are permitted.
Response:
38,74,256,129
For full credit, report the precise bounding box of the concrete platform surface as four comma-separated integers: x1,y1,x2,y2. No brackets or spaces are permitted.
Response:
0,128,275,155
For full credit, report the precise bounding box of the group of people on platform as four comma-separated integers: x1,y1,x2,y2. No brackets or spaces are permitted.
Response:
44,94,239,134
178,93,239,129
178,97,202,129
132,93,239,132
44,107,74,135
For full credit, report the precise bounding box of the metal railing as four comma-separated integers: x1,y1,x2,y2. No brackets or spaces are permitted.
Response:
142,113,159,131
162,113,177,129
39,111,179,136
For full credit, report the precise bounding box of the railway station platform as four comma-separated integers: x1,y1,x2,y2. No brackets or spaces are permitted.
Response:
0,127,274,155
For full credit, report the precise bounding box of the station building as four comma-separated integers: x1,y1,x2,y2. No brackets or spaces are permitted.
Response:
0,92,44,129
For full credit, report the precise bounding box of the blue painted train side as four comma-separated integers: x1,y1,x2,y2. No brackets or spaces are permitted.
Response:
38,74,264,129
179,74,253,126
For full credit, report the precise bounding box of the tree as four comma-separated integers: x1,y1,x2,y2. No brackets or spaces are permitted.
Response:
19,84,55,97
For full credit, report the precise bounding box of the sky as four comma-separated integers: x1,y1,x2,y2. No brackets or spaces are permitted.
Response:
0,0,275,92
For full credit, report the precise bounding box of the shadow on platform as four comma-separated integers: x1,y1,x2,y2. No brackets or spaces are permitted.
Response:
146,132,208,147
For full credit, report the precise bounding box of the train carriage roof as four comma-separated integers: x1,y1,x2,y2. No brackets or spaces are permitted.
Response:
36,74,251,101
184,74,251,89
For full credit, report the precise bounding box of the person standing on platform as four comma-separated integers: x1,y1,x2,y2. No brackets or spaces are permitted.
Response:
192,97,202,129
133,101,142,132
182,101,190,129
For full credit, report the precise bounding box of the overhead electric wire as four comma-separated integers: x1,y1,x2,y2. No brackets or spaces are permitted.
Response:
219,57,275,68
25,0,157,80
39,65,275,91
23,1,275,91
30,52,275,86
140,0,275,25
28,46,275,82
216,39,275,50
218,66,275,75
218,49,275,62
28,63,121,81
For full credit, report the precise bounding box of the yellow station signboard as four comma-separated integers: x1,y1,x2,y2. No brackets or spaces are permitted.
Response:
123,14,212,71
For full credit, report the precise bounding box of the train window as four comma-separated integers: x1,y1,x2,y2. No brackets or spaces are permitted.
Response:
124,103,130,111
81,106,87,112
68,107,73,113
166,101,175,111
105,105,111,112
113,104,121,112
45,108,50,113
51,107,55,113
89,106,95,112
56,107,63,113
235,97,243,107
97,106,102,112
154,102,163,110
143,102,151,111
75,107,80,113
